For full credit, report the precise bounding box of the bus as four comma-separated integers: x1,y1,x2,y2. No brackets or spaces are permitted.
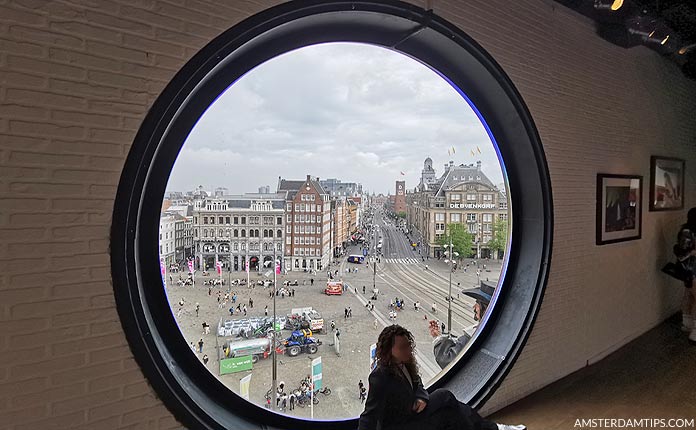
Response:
347,255,365,264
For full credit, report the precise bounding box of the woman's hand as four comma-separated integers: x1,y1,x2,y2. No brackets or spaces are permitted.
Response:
412,398,427,413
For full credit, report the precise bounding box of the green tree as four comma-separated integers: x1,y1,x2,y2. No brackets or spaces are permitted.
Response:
487,218,508,259
436,223,474,260
396,211,407,219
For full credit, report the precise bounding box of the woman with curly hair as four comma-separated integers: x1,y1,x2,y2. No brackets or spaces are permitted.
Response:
358,324,525,430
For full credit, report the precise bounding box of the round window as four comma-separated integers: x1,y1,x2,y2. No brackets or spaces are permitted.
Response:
111,2,552,429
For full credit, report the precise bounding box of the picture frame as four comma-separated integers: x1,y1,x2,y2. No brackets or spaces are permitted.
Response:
596,174,642,245
649,156,685,211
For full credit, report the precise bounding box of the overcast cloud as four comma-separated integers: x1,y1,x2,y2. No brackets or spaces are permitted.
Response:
166,42,505,195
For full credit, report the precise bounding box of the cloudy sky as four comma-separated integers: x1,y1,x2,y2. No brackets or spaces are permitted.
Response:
166,42,505,195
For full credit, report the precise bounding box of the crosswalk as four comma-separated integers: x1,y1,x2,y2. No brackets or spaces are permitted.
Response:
383,258,421,265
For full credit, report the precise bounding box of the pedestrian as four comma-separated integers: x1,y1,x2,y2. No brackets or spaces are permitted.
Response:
373,319,378,330
330,320,336,331
335,328,340,339
441,321,446,333
358,379,364,397
198,338,204,353
348,307,352,318
190,342,196,352
360,386,367,403
344,307,348,319
202,354,209,365
249,297,253,308
266,398,271,409
195,303,200,317
289,392,296,411
264,305,268,316
362,285,366,294
292,288,295,297
281,394,287,411
310,278,314,286
243,304,247,316
208,287,212,296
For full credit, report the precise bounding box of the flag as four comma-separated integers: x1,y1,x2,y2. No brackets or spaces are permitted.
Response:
187,259,194,273
477,146,481,154
240,374,251,400
399,171,405,176
311,356,322,390
451,146,456,154
447,148,451,156
471,149,475,156
160,258,166,277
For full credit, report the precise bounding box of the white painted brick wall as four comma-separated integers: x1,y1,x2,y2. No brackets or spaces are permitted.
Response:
0,0,695,428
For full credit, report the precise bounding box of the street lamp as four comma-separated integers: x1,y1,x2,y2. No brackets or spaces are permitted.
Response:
442,234,459,335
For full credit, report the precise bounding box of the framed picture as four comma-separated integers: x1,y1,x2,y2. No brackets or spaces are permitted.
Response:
649,156,685,211
596,174,642,245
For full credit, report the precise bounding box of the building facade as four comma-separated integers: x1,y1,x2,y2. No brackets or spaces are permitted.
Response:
192,193,286,273
159,214,176,266
407,159,509,259
278,175,332,271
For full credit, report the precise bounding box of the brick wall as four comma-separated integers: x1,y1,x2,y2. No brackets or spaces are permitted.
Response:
1,0,695,428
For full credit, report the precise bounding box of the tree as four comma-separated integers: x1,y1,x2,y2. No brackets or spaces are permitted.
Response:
396,211,407,219
487,218,508,259
436,223,474,260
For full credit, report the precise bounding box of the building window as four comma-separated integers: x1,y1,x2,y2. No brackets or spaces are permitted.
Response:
483,194,492,201
451,194,461,201
203,217,208,224
450,213,461,222
277,217,282,225
435,213,445,222
482,213,493,223
467,194,476,201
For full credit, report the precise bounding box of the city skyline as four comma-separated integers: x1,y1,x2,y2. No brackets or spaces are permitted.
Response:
166,42,505,195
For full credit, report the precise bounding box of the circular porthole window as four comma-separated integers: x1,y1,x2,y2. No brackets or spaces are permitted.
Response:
110,1,553,429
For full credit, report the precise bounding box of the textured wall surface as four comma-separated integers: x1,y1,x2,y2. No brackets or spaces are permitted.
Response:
1,0,695,428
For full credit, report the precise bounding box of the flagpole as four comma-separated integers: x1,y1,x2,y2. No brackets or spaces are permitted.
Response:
271,246,277,411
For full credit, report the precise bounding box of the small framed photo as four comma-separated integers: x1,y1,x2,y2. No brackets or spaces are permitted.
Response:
596,174,642,245
649,156,685,211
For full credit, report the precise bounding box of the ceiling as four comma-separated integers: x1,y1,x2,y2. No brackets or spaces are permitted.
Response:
552,0,696,79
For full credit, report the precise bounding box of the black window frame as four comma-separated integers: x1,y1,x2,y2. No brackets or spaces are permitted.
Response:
110,1,553,429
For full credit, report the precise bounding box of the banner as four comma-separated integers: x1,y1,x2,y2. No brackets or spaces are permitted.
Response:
239,374,251,400
275,260,281,275
311,356,322,390
216,259,222,275
187,259,194,273
370,343,377,372
245,261,249,273
220,355,253,375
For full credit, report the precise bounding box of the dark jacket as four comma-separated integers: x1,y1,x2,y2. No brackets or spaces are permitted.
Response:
358,363,429,430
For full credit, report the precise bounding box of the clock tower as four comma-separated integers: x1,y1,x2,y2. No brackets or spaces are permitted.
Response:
395,180,407,214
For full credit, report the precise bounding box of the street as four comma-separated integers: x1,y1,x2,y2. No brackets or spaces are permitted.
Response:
164,208,502,420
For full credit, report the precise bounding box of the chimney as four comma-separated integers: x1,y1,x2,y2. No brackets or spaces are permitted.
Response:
306,174,311,182
476,161,482,171
449,160,454,166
